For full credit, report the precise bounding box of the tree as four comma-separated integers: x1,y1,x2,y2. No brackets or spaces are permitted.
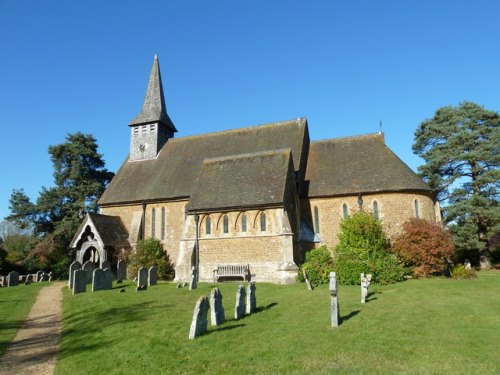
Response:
6,133,114,275
127,239,175,280
392,219,455,277
413,102,500,268
334,211,404,285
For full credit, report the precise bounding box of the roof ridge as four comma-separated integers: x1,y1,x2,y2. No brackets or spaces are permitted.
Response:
312,132,384,144
171,117,307,142
203,148,291,164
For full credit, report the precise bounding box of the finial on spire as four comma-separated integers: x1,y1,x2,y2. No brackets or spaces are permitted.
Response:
154,53,158,60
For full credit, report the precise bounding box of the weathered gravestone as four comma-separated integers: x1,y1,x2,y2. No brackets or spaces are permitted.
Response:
40,273,49,282
7,271,19,287
360,273,372,304
137,267,148,291
101,261,110,270
83,261,95,284
189,266,197,290
303,269,314,291
68,261,82,289
210,288,225,326
25,274,33,285
148,266,157,286
188,296,209,339
36,270,44,282
246,282,257,314
92,268,105,292
73,269,87,294
117,259,127,280
464,259,472,270
48,272,54,281
234,285,246,320
103,268,113,290
329,272,340,327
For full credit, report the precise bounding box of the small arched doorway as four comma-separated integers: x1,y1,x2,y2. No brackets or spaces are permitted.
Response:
82,246,100,268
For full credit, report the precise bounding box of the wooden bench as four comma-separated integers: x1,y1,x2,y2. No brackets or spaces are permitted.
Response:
213,264,250,283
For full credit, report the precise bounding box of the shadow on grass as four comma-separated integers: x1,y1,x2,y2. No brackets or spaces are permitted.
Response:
255,302,278,313
341,310,360,323
207,323,246,335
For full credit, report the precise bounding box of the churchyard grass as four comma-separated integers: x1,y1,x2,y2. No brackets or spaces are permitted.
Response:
0,282,48,356
55,272,499,374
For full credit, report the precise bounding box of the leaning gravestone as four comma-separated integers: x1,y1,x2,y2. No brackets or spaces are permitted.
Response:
117,260,127,280
246,282,257,314
82,261,95,284
68,261,82,289
92,268,105,292
210,288,225,326
73,269,87,294
7,271,19,287
36,270,44,282
148,266,157,286
303,269,314,291
137,267,148,290
188,296,209,339
234,285,246,320
103,268,113,290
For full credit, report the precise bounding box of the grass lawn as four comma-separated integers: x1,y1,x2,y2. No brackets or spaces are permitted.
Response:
0,281,49,356
56,272,499,374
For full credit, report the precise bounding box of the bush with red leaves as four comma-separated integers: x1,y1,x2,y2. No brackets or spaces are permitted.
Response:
392,219,455,277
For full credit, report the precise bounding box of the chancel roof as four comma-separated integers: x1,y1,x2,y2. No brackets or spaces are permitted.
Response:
98,118,308,205
305,133,431,197
186,149,294,212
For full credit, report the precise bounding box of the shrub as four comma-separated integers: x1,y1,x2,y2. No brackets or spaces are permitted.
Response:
127,238,175,280
451,264,476,279
334,211,404,284
298,246,335,285
392,219,455,277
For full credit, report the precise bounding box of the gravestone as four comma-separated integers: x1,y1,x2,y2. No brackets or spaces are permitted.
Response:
360,273,372,304
68,261,82,289
210,288,225,326
189,266,197,290
234,285,246,320
329,272,340,327
303,269,314,291
40,273,49,282
182,282,187,288
83,261,95,284
92,268,105,292
103,268,113,290
117,260,127,280
188,296,209,339
246,282,257,314
101,261,110,270
464,259,472,270
137,267,148,290
148,266,157,286
73,269,87,294
7,271,19,287
25,274,33,285
136,284,147,291
36,270,44,282
48,272,53,281
176,283,182,288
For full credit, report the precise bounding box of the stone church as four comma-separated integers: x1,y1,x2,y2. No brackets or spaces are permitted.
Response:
70,56,440,283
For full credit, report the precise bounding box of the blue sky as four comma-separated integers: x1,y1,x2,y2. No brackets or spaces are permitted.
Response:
1,0,499,222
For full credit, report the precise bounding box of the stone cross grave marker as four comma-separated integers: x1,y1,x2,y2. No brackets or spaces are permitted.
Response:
73,269,87,295
137,267,148,291
329,272,340,327
92,268,105,292
303,269,314,291
148,266,157,286
103,268,113,290
117,259,127,280
82,261,95,284
189,296,209,339
246,282,257,314
234,284,246,320
7,271,19,287
68,261,82,289
210,288,225,326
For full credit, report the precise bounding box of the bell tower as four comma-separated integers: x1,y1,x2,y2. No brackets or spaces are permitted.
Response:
129,55,177,161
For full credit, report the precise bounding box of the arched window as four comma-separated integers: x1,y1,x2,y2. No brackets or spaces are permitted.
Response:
205,216,211,235
414,199,420,219
314,206,320,233
161,207,166,240
151,208,156,238
241,213,247,232
223,214,229,233
342,203,349,219
373,201,379,220
260,212,266,232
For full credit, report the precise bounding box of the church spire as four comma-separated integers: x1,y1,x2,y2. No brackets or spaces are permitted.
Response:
129,54,177,133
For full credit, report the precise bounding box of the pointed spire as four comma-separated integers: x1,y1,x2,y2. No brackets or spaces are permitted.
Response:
130,55,177,132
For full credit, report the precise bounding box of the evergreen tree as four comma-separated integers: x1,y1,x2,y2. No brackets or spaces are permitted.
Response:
6,133,114,275
413,102,500,268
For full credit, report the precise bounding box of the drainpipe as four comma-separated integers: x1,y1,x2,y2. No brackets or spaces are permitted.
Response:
194,213,200,282
141,201,146,241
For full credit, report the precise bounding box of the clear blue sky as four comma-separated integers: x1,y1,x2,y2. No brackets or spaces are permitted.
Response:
1,0,499,221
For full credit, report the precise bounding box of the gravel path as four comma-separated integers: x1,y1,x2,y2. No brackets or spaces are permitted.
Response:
0,282,65,375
